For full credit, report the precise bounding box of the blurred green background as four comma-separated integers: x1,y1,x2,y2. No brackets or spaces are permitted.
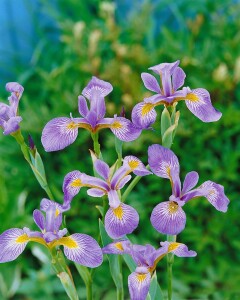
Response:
0,0,240,299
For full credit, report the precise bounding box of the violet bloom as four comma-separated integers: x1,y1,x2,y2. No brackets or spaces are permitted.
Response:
0,82,24,135
103,240,196,300
148,144,230,235
41,76,141,152
63,156,151,239
132,60,222,129
0,198,103,267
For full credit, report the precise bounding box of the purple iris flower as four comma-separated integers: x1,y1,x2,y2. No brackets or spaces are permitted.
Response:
63,156,151,239
0,82,24,135
0,198,103,267
148,144,230,235
132,60,222,129
103,239,196,300
41,76,141,152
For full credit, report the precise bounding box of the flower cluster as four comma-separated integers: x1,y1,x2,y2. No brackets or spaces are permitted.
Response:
103,239,196,300
0,198,103,267
0,60,230,300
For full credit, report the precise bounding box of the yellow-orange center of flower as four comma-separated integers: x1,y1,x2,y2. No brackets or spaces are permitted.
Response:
111,121,123,129
16,234,29,244
168,242,180,252
168,201,179,214
70,178,82,187
114,242,124,251
185,93,199,102
113,206,123,220
57,236,78,248
66,122,78,130
128,160,139,170
137,273,147,282
141,103,154,116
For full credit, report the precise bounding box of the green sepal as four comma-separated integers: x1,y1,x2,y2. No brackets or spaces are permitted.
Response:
74,264,92,288
95,205,104,217
57,272,79,300
34,150,46,179
147,272,164,300
161,107,171,137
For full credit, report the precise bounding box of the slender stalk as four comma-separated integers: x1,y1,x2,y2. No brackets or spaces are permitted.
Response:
117,256,124,300
91,132,101,158
122,165,150,202
75,264,92,300
167,234,176,300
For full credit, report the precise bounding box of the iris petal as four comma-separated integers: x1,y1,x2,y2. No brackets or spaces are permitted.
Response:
0,229,28,263
131,102,157,129
141,72,161,93
104,203,139,239
150,201,186,235
128,271,151,300
61,233,103,267
110,117,142,141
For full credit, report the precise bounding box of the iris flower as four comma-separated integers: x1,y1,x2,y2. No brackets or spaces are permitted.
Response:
63,156,151,239
103,240,196,300
41,76,141,152
0,82,24,135
148,144,230,235
132,60,222,129
0,198,103,267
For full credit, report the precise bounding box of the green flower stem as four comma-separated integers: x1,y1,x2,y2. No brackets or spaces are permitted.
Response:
122,165,150,202
51,249,79,300
167,235,176,300
11,130,54,199
91,132,101,158
117,255,124,300
75,264,93,300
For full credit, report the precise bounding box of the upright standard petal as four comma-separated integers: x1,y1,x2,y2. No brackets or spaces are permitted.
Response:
61,233,103,267
150,201,186,235
33,209,45,231
78,95,89,117
0,229,29,263
104,203,139,239
149,61,180,75
172,67,186,91
41,117,79,152
197,181,230,212
128,271,151,300
82,76,113,99
148,144,180,179
2,116,22,135
94,159,110,180
131,102,157,129
141,73,161,93
110,117,142,142
184,88,222,122
182,171,199,194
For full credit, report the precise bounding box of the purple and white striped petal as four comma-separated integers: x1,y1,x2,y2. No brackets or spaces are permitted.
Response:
172,67,186,91
184,88,222,122
128,271,151,300
82,76,113,99
33,209,45,231
104,203,139,239
110,117,142,142
102,240,132,255
141,73,161,93
123,156,151,176
41,117,79,152
150,201,186,235
63,171,83,201
0,229,29,263
117,175,132,189
182,171,199,194
87,188,106,197
94,159,110,180
61,233,103,267
78,95,89,118
197,181,230,212
160,241,197,257
131,102,157,129
148,144,180,179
